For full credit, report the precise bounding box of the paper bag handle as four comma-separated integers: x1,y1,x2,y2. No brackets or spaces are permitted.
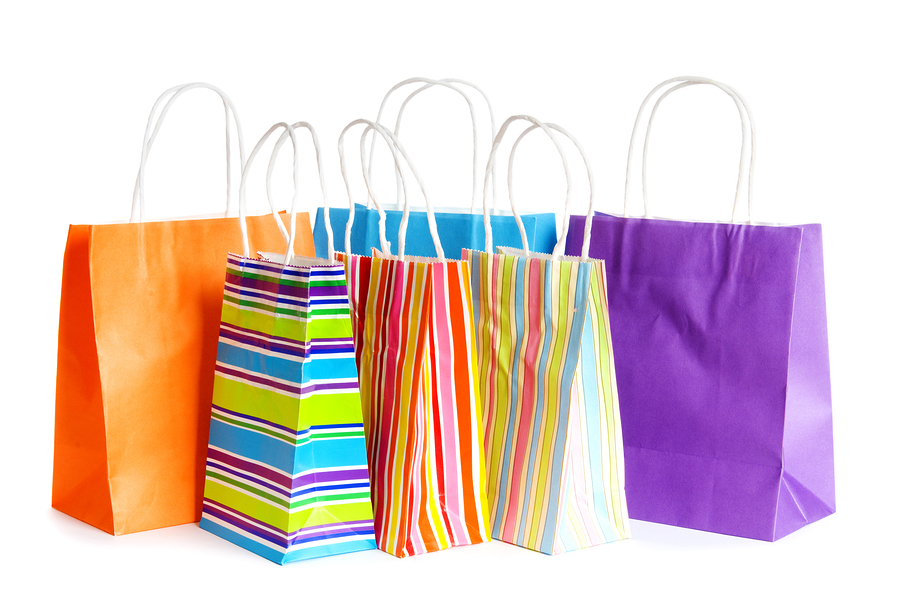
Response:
266,122,335,260
238,123,302,265
624,76,756,223
365,77,485,212
482,115,572,259
509,122,595,260
130,83,245,223
339,119,444,262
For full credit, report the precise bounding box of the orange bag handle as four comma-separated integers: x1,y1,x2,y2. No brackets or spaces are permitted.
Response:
130,83,245,222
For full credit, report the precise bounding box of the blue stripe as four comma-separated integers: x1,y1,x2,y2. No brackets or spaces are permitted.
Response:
208,420,369,474
538,262,590,554
208,419,297,473
291,527,376,545
200,517,375,564
281,537,376,563
308,268,346,277
216,342,359,382
293,437,369,474
580,295,617,542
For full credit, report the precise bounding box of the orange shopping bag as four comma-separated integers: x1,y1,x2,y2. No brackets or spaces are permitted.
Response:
52,83,315,535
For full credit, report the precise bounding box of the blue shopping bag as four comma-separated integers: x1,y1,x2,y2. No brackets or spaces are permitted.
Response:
315,77,556,258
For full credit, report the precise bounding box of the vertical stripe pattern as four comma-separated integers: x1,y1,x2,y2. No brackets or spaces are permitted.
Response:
200,254,376,564
339,252,491,558
463,248,630,555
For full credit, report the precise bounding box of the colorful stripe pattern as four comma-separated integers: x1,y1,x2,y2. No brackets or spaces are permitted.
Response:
462,248,630,554
200,254,376,564
339,252,491,558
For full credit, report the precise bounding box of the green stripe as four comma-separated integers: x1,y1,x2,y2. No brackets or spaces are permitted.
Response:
287,501,374,533
204,479,372,533
213,377,366,429
212,376,300,431
310,430,365,440
205,480,374,532
288,492,372,510
210,413,365,444
221,303,354,341
211,413,298,444
208,471,290,509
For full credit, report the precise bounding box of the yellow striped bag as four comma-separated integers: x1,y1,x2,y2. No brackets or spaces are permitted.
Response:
463,116,630,554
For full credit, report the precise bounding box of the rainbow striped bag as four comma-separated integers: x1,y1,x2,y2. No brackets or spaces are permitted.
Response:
335,119,491,558
199,123,376,564
463,116,630,555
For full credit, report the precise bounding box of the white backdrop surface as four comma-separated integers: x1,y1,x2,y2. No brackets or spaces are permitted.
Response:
2,2,897,599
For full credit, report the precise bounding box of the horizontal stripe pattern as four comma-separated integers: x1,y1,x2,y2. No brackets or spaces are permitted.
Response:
339,251,491,558
463,248,630,554
201,254,376,563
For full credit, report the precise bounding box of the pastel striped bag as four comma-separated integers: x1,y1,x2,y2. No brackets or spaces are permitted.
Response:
335,119,491,558
462,115,630,554
199,122,377,564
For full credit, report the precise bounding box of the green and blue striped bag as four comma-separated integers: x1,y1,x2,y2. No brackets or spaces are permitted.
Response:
199,122,376,564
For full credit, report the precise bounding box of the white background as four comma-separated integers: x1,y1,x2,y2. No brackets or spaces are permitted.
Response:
3,2,897,599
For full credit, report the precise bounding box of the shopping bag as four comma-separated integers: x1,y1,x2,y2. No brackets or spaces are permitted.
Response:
313,77,557,258
199,122,376,564
335,119,491,557
564,77,835,541
52,84,316,536
463,115,630,554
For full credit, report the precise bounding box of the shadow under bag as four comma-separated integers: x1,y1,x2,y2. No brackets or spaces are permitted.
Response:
565,77,835,541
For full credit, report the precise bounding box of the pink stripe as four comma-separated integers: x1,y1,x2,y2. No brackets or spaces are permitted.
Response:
431,264,467,542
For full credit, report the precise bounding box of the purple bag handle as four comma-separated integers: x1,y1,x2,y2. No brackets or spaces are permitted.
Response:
624,76,756,224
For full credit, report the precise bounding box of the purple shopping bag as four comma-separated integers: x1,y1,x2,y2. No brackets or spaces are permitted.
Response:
565,77,835,541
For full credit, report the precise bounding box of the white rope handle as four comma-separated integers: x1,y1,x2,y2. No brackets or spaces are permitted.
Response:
482,115,572,259
364,77,481,212
266,122,334,260
643,80,756,223
390,78,498,212
339,119,444,262
239,123,301,266
509,123,595,261
623,76,756,223
130,83,245,222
